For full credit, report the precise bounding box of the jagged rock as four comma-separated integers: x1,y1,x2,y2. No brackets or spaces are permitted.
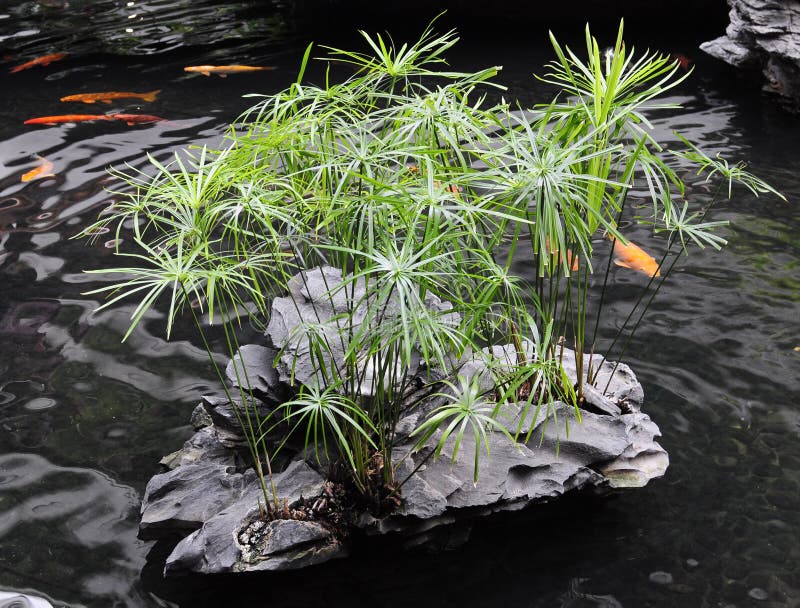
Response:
265,266,459,395
365,402,665,536
141,268,668,576
199,395,273,448
561,353,644,412
354,397,666,544
238,519,345,571
159,426,236,470
581,382,622,416
701,0,800,112
597,414,671,488
189,403,213,430
225,344,282,401
287,265,365,314
455,340,534,395
265,268,370,391
144,359,666,573
163,460,334,574
139,461,251,540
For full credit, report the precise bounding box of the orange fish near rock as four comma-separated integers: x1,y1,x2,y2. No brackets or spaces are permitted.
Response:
183,65,276,77
21,156,55,182
610,235,661,277
24,114,112,125
60,90,161,104
10,52,67,73
109,113,167,125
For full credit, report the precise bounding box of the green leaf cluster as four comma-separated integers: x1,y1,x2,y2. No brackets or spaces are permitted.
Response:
83,19,783,507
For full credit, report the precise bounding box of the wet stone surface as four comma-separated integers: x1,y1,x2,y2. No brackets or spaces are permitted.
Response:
139,267,669,576
702,0,800,112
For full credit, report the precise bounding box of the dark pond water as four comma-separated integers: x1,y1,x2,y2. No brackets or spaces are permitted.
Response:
0,2,798,607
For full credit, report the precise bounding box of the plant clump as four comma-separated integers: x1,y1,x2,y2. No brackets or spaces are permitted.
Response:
85,18,783,516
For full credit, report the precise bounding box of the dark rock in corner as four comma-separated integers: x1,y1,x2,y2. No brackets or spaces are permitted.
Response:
701,0,800,112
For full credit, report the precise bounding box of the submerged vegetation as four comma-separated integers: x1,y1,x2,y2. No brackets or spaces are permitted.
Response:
85,19,782,514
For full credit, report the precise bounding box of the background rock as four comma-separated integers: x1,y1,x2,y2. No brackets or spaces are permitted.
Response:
701,0,800,112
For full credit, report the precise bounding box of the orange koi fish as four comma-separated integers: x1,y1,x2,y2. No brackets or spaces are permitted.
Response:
609,235,661,277
21,156,55,182
60,90,161,104
408,166,463,198
24,114,112,125
10,52,67,73
183,65,276,77
109,113,166,125
432,180,462,198
544,237,579,272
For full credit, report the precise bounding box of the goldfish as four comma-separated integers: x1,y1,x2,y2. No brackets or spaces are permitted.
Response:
10,52,67,73
109,113,166,125
407,166,463,198
24,114,112,125
21,156,55,182
60,90,161,104
609,235,661,277
432,180,462,198
183,65,276,77
544,237,579,272
672,54,692,70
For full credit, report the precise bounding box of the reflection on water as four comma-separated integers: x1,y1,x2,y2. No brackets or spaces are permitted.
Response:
0,3,799,607
0,453,145,607
0,0,293,56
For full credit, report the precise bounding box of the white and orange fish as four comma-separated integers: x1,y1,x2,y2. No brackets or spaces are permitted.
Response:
60,90,161,104
10,52,67,73
21,156,55,182
609,234,661,277
183,64,276,77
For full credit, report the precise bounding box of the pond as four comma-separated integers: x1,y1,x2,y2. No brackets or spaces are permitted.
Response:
0,2,798,607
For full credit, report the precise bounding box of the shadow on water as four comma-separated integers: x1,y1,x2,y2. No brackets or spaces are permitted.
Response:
0,2,798,607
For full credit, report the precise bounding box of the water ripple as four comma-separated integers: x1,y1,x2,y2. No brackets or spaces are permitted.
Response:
0,453,147,607
1,0,293,57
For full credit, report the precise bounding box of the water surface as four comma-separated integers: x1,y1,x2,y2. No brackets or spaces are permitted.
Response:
0,4,798,607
